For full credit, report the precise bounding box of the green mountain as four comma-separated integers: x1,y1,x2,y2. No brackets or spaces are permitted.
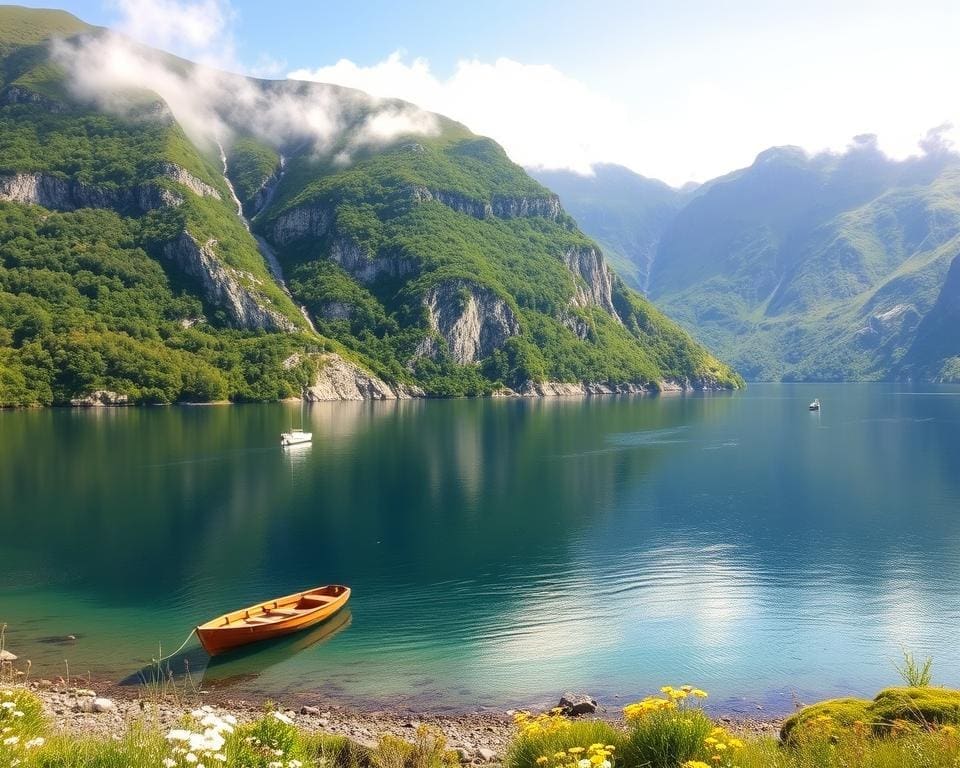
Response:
530,164,689,292
0,6,739,405
547,143,960,381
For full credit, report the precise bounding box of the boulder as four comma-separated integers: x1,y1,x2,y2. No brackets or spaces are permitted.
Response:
0,650,16,661
92,697,116,713
300,705,321,716
477,748,497,762
558,692,598,716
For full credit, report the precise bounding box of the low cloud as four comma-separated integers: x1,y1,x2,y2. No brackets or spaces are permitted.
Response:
290,53,631,176
53,0,437,160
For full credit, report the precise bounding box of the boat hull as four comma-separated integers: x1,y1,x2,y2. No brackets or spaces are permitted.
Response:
281,432,312,446
196,585,350,656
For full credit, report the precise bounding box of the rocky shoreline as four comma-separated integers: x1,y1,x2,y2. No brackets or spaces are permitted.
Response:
19,679,783,759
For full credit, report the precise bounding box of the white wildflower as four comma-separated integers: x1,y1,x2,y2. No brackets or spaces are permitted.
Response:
3,735,19,746
167,729,192,742
213,754,226,763
268,762,283,768
578,760,590,768
185,753,198,764
12,712,23,718
272,711,293,725
0,702,14,709
289,761,303,768
162,759,177,768
24,737,45,749
222,714,237,725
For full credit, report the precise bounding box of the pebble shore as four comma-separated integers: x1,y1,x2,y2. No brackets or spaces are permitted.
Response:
21,678,784,762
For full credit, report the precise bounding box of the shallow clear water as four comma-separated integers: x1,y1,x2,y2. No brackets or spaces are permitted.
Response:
3,384,960,713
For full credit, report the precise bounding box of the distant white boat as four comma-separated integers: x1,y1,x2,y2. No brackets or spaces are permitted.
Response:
281,397,312,446
281,428,312,446
809,398,821,411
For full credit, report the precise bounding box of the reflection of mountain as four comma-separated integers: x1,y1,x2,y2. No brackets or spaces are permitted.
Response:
0,397,710,604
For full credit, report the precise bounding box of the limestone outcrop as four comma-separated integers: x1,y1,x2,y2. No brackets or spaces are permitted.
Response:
306,353,423,400
414,279,521,364
162,233,296,332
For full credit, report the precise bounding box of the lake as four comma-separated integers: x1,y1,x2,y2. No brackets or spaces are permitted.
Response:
2,384,960,714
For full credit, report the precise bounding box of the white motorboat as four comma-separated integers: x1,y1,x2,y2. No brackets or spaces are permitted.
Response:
281,428,312,446
809,398,821,411
281,397,312,446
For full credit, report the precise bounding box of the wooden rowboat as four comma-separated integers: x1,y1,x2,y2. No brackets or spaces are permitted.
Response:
196,585,350,656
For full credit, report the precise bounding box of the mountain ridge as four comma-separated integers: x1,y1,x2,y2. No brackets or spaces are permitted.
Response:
0,6,740,406
540,145,960,382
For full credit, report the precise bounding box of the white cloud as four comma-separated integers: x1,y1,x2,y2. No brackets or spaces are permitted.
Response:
289,41,960,187
107,0,235,64
290,54,633,177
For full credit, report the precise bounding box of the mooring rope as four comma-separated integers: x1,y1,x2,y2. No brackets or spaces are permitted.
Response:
153,627,197,664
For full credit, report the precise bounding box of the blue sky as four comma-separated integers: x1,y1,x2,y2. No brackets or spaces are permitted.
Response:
18,0,960,184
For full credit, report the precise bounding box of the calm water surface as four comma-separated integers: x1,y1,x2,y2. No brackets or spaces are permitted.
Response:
2,384,960,713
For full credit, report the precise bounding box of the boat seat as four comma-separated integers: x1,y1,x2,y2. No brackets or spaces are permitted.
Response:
265,609,297,617
300,595,334,606
243,618,270,624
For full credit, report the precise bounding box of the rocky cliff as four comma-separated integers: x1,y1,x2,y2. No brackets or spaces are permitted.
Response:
162,233,296,332
306,353,424,400
414,279,521,364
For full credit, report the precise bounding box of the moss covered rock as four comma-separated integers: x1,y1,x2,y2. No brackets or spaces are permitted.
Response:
870,687,960,729
780,698,872,742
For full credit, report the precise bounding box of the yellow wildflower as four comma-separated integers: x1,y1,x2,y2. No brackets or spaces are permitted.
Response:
536,758,549,765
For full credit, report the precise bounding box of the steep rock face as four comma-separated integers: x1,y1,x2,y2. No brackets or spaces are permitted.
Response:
306,353,423,400
409,185,562,221
329,237,417,284
415,279,521,364
0,167,218,214
3,85,65,112
491,193,562,220
157,163,221,200
247,169,281,218
162,233,295,332
563,245,618,316
269,203,334,246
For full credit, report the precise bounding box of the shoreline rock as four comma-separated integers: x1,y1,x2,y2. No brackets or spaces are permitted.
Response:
18,680,783,747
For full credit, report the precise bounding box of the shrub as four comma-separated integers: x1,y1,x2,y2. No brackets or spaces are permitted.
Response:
895,651,933,687
620,686,713,768
621,708,712,768
367,727,456,768
504,712,621,768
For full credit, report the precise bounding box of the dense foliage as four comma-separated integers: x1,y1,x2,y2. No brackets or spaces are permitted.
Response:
0,204,315,405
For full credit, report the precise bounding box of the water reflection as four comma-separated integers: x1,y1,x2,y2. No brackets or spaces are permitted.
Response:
2,385,960,710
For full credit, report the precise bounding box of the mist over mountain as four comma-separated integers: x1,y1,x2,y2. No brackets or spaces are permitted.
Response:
529,164,689,292
545,139,960,382
0,6,738,406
